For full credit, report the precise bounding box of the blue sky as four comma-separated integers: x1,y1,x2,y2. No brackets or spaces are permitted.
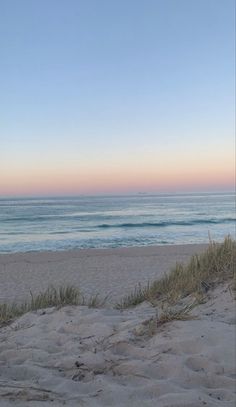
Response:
0,0,235,195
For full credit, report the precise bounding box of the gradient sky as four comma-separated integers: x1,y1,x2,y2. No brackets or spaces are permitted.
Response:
0,0,235,196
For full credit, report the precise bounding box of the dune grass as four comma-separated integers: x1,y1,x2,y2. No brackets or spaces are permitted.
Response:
115,283,151,309
155,304,197,327
0,286,105,325
118,236,235,335
135,304,197,337
0,286,81,325
116,236,236,309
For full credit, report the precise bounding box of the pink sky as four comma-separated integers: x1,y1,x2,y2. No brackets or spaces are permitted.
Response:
1,149,234,196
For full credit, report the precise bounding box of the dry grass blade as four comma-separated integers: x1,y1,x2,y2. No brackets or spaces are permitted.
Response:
115,282,150,309
156,304,197,327
86,293,109,308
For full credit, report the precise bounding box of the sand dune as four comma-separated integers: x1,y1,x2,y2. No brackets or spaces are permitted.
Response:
0,243,235,406
0,283,235,406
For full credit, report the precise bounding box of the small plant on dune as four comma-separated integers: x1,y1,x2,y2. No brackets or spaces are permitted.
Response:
134,302,196,338
0,302,28,325
136,304,197,338
0,285,81,325
86,293,109,308
0,285,107,326
29,286,81,310
115,282,150,309
156,304,197,327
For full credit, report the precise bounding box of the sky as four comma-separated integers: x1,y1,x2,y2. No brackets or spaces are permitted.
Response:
0,0,235,196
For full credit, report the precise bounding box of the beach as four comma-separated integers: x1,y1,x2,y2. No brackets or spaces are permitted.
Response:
1,0,234,403
0,244,207,305
0,242,235,406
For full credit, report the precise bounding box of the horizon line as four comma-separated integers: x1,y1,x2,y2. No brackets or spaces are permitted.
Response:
0,190,235,200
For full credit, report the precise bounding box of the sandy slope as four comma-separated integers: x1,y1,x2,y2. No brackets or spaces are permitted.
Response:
0,284,235,406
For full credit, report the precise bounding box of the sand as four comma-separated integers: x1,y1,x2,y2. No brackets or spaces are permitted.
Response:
0,244,235,406
0,244,207,305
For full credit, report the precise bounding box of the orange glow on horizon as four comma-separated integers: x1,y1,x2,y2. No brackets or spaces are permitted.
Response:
1,148,234,196
1,168,234,196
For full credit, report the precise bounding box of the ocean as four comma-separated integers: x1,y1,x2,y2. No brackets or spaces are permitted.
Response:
0,193,235,253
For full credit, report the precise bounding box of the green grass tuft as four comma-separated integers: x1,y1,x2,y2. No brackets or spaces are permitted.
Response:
0,286,106,326
115,283,151,309
29,286,81,310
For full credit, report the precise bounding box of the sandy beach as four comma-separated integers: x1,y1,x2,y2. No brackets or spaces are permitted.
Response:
0,243,235,406
0,244,208,305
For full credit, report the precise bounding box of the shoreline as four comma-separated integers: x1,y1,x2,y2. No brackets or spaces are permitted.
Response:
0,243,207,305
0,241,209,256
0,239,212,256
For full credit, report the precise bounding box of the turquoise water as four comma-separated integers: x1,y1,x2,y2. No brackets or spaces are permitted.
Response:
0,193,235,253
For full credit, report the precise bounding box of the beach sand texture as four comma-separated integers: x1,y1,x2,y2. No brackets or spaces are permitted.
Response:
0,284,235,406
0,244,207,305
0,244,235,406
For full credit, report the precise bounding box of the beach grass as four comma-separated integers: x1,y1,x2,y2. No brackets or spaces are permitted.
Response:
116,236,236,309
0,286,104,325
0,286,80,325
155,304,197,327
115,283,151,309
135,304,197,337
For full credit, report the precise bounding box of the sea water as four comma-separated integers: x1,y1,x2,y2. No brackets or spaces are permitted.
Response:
0,193,235,253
